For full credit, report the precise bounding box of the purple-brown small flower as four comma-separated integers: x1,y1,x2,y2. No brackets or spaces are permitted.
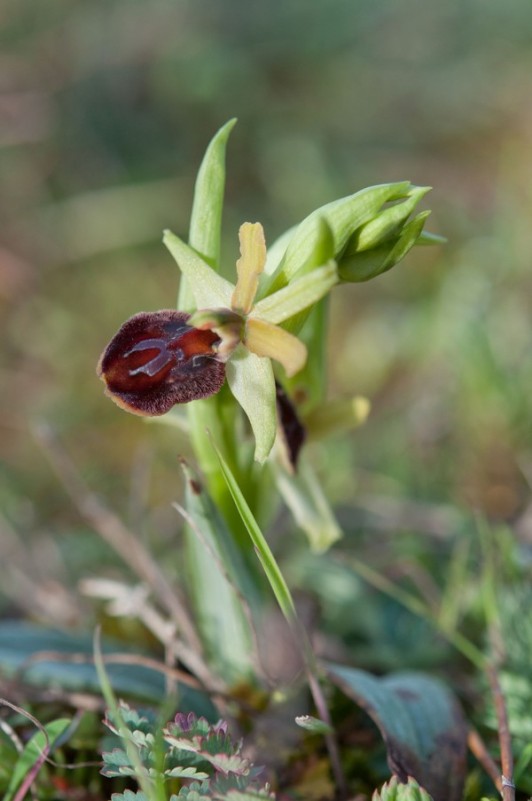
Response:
97,310,226,416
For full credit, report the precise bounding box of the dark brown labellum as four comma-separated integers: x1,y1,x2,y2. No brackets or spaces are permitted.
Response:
97,310,226,415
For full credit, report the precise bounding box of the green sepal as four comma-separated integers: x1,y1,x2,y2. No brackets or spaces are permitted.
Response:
164,229,233,308
225,345,277,463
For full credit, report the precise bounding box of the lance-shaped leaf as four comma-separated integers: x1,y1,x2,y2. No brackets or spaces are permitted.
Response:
180,461,256,683
164,229,233,309
245,318,307,377
232,222,266,314
264,182,413,293
211,439,297,623
225,345,277,463
4,718,73,801
327,664,467,801
252,261,338,327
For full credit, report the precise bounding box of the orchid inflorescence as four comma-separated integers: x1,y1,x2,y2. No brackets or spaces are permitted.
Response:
98,120,437,465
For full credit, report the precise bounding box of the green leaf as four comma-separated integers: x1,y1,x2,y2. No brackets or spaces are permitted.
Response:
294,715,334,735
164,229,233,309
265,182,412,292
327,665,467,801
211,439,297,624
0,622,216,717
225,345,277,463
180,118,236,311
251,261,338,326
111,791,150,801
274,461,342,553
372,776,434,801
4,718,72,801
166,767,210,780
179,461,256,683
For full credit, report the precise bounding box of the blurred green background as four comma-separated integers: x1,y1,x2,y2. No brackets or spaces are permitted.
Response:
2,0,532,622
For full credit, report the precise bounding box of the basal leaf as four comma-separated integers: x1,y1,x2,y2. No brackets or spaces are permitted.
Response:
0,622,216,717
4,718,72,801
180,463,256,683
327,665,467,801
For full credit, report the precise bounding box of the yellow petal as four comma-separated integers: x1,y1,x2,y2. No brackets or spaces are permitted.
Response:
231,222,266,314
245,318,307,378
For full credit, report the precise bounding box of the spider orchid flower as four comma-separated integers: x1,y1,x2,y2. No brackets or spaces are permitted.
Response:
98,221,337,462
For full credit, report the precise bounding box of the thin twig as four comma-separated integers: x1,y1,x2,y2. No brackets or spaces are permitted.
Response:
305,661,347,801
468,727,502,791
34,423,224,694
487,662,515,801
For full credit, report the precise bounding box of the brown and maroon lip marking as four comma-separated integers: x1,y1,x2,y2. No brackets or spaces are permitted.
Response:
97,310,226,415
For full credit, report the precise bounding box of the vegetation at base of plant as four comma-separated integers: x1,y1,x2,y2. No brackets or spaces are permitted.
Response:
372,776,434,801
101,705,273,801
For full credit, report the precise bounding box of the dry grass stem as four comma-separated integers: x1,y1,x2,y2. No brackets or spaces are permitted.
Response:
487,662,515,801
34,422,223,693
